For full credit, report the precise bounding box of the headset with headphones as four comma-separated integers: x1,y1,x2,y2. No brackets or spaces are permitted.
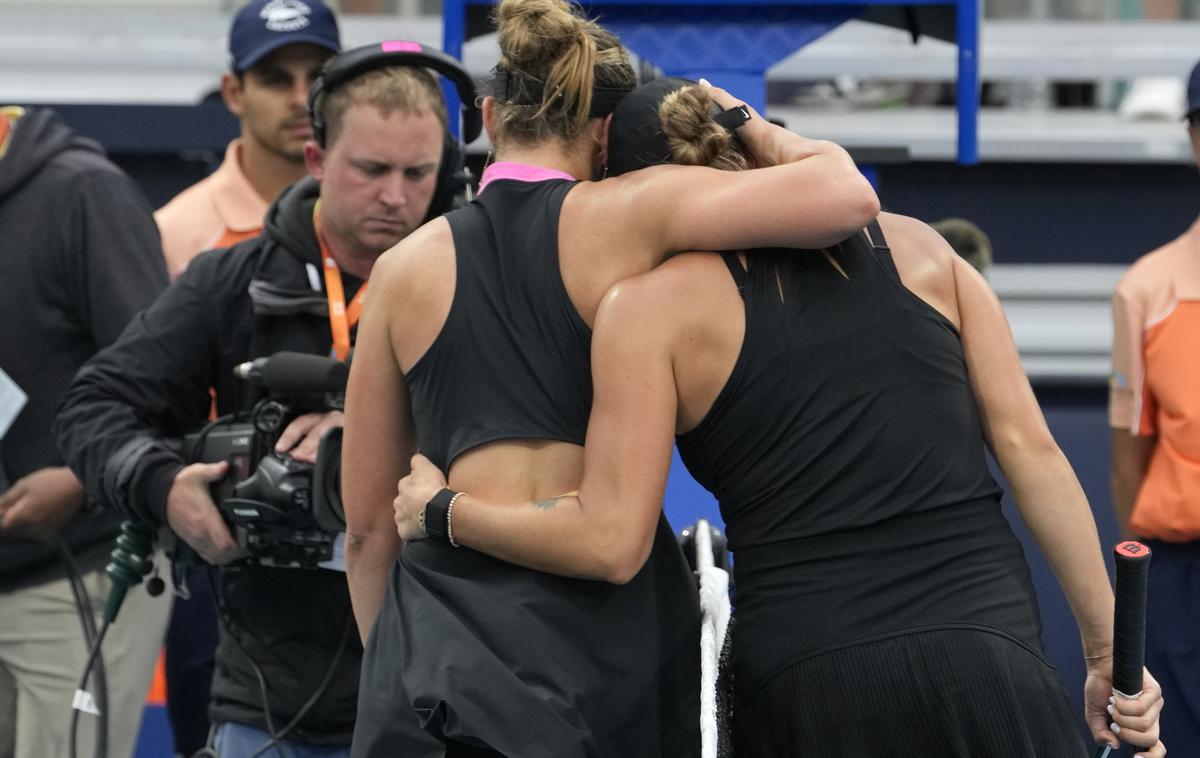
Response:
307,41,482,222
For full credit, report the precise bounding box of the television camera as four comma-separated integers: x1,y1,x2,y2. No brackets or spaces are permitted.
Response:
180,351,348,569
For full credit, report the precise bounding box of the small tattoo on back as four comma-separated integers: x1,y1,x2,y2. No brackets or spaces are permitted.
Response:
533,497,561,511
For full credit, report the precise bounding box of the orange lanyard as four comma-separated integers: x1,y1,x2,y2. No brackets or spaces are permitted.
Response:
313,201,366,361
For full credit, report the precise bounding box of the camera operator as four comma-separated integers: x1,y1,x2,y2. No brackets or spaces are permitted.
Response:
154,5,341,749
55,44,462,757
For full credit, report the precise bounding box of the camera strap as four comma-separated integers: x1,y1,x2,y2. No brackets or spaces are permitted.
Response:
312,200,367,362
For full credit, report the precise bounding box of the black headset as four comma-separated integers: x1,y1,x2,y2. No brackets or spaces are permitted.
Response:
307,41,482,222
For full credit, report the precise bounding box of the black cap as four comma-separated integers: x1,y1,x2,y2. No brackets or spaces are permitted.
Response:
607,77,695,177
1188,59,1200,121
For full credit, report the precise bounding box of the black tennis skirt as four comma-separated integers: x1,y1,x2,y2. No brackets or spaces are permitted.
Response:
351,515,701,758
734,626,1088,758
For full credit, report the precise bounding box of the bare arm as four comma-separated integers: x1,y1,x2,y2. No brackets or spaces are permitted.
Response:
342,252,412,641
394,278,677,583
603,86,879,261
883,217,1116,658
956,252,1111,641
1110,431,1155,540
1107,283,1156,541
953,254,1162,752
628,147,876,256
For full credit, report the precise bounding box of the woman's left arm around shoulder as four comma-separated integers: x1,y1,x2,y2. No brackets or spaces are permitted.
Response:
949,242,1164,756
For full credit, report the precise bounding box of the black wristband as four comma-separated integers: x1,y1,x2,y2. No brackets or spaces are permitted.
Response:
424,488,456,543
713,104,752,133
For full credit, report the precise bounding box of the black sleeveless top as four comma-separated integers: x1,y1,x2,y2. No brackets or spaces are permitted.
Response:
406,178,592,472
677,226,1045,703
367,176,702,757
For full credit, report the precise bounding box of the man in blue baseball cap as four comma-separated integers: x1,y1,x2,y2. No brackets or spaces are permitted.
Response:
157,0,341,278
152,3,338,755
1109,55,1200,755
229,0,341,74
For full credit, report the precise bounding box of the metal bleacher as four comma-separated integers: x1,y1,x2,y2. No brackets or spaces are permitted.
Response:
3,6,1195,162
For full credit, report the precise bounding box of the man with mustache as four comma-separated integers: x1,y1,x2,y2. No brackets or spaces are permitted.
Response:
56,46,455,758
157,0,341,279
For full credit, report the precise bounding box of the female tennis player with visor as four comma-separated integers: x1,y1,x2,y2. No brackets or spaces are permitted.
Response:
394,77,1167,757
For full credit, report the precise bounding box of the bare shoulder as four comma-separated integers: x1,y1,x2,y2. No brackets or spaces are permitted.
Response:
567,165,705,227
876,212,957,269
601,253,728,314
369,217,454,314
564,167,671,231
373,217,452,285
368,218,456,369
596,253,735,340
875,212,961,327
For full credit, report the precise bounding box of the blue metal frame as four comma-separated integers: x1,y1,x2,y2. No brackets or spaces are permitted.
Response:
444,0,980,164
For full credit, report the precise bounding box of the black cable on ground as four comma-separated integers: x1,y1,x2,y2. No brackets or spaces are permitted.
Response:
68,619,110,758
56,537,109,758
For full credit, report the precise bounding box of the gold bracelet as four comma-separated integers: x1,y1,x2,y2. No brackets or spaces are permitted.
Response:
446,491,465,548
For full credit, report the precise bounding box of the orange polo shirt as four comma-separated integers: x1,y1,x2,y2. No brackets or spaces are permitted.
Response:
154,139,267,278
1109,217,1200,542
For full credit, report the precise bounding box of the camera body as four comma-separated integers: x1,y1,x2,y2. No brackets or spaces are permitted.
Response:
181,353,347,569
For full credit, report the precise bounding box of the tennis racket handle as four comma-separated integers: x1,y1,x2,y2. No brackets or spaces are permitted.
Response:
1111,541,1152,698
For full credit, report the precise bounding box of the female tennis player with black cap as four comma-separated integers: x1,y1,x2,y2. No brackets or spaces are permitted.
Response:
395,77,1166,757
341,0,880,754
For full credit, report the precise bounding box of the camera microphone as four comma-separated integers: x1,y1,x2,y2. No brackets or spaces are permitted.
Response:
233,352,349,395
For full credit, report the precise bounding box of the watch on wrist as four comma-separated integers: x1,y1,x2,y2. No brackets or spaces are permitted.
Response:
713,103,752,132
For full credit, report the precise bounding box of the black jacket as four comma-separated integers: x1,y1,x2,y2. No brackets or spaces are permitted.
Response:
0,107,166,592
56,178,362,745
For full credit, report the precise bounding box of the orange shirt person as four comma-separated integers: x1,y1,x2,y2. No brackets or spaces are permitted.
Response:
1110,219,1200,543
1108,57,1200,752
156,0,340,277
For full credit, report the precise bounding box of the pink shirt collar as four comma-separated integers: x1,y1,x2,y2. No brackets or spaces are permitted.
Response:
478,161,576,194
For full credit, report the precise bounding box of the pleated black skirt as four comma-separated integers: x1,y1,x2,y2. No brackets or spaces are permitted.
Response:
733,626,1088,758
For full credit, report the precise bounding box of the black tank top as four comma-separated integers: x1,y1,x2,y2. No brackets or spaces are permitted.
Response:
406,178,592,472
384,173,702,755
677,226,1045,702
